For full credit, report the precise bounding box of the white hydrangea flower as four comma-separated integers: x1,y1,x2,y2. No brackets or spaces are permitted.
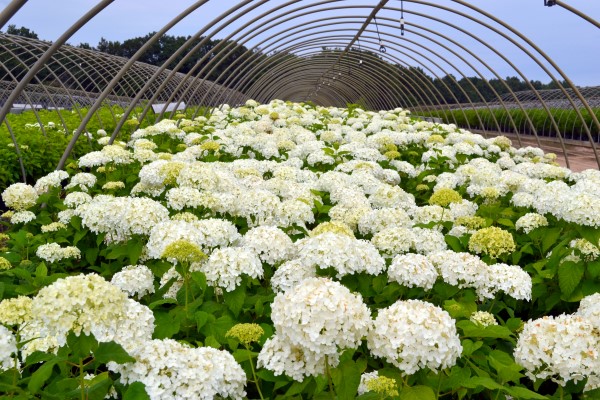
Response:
34,170,69,194
388,253,438,290
64,191,93,208
241,226,294,265
428,251,491,299
515,213,549,234
371,227,414,257
110,265,155,299
193,218,241,249
109,339,246,399
23,274,153,355
40,222,67,233
271,259,317,293
269,277,371,359
76,195,169,243
165,187,210,210
2,182,38,210
358,208,412,236
576,293,600,330
145,220,206,260
514,314,600,386
569,239,600,262
10,210,36,224
486,263,532,301
368,299,462,375
36,243,81,263
296,232,385,277
412,227,447,255
257,334,328,381
0,325,19,371
369,184,415,209
159,266,183,299
201,247,263,291
57,209,75,224
78,145,133,167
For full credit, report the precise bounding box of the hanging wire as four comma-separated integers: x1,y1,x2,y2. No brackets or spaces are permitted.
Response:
400,0,405,36
373,16,387,53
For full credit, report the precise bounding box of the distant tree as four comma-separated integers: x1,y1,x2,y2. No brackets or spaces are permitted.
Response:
5,24,38,39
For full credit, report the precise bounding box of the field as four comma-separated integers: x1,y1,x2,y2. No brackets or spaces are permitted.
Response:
0,100,599,399
419,108,600,143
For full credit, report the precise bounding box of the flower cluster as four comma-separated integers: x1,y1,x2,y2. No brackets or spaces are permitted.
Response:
2,183,38,211
109,339,246,400
110,265,155,299
296,232,385,277
367,299,462,375
0,325,19,371
259,278,371,380
468,226,516,258
35,243,81,263
514,314,600,386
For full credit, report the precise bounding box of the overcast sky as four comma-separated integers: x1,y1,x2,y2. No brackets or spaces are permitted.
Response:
1,0,598,86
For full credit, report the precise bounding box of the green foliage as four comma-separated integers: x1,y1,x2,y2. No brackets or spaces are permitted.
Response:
0,102,598,399
420,108,600,141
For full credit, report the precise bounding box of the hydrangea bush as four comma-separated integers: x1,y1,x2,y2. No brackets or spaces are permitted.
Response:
1,100,600,399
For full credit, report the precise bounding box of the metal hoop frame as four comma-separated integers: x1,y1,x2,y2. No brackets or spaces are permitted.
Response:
0,0,597,178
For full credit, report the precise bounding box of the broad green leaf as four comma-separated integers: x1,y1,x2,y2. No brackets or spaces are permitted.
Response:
191,271,207,292
488,350,524,383
461,339,483,357
456,320,513,339
85,247,99,265
94,341,135,364
504,386,548,399
400,385,435,400
67,332,98,358
35,262,47,278
153,311,181,339
232,349,258,364
223,284,245,317
123,382,150,400
542,228,563,253
558,261,585,296
588,260,600,278
83,372,113,400
194,310,210,331
28,358,61,393
73,228,88,245
497,218,514,228
106,244,129,260
439,366,471,392
462,376,503,390
331,359,362,400
126,238,144,265
204,335,221,349
444,299,477,319
257,369,289,383
148,298,177,309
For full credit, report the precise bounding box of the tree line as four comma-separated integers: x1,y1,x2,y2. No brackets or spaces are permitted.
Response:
1,25,574,105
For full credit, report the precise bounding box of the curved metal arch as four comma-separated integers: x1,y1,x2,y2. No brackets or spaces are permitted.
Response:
241,44,400,109
439,0,600,165
226,38,446,118
0,0,598,174
198,18,446,117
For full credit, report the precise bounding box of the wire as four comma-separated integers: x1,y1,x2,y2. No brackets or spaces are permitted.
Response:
374,16,386,53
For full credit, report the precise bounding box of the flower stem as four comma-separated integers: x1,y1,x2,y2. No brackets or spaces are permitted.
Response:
79,358,85,400
245,345,265,400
